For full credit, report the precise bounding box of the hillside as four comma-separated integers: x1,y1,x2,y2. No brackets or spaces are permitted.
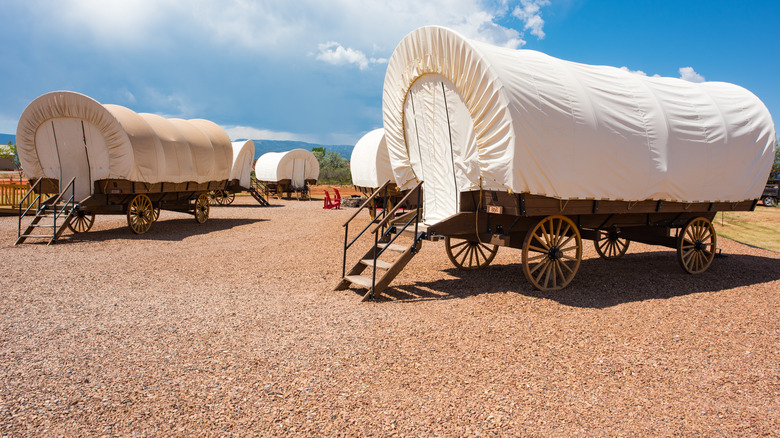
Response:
0,134,14,145
248,139,353,161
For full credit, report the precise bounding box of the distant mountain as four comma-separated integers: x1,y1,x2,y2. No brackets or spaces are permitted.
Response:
247,139,353,161
0,134,14,145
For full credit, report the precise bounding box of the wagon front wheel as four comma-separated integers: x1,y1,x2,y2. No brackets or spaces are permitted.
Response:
594,228,630,260
676,217,716,274
445,237,499,270
127,194,154,234
68,210,95,233
522,215,582,291
195,193,210,223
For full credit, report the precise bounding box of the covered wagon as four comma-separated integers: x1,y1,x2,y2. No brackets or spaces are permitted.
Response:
15,91,233,242
209,140,269,206
338,26,776,299
350,128,406,216
254,149,319,200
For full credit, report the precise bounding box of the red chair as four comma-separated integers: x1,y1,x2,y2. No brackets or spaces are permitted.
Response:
323,189,334,209
332,188,342,209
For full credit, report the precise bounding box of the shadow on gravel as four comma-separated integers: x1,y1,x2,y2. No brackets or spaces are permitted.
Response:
380,250,780,308
63,218,266,243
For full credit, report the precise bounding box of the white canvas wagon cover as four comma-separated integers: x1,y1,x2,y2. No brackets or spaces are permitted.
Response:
254,149,319,188
230,140,255,189
383,26,776,223
16,91,232,199
350,128,395,189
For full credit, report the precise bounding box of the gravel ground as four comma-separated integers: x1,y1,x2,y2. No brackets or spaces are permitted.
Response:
1,196,778,436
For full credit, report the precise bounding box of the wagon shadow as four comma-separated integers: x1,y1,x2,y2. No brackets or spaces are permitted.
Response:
65,218,266,243
380,251,780,308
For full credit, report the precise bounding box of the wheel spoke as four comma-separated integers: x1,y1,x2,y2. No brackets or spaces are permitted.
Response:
449,240,469,250
533,229,550,250
453,242,471,260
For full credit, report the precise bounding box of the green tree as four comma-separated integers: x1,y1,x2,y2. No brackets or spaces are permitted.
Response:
773,138,780,177
0,141,19,168
313,148,351,185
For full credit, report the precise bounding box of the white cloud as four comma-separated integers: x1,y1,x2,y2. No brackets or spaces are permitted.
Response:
223,126,314,142
512,0,550,39
620,67,661,78
23,0,549,56
317,42,373,70
620,66,648,76
679,66,705,83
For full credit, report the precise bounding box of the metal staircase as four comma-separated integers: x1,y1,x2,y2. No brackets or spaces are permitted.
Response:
16,177,77,245
336,181,425,301
248,179,270,206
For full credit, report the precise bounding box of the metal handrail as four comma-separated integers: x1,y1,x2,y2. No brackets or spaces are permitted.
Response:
341,180,392,278
51,177,76,239
18,179,43,238
371,181,423,233
342,180,391,227
367,183,423,301
339,179,424,302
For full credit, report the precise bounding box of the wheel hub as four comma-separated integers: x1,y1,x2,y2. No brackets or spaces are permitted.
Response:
694,240,703,251
548,246,563,261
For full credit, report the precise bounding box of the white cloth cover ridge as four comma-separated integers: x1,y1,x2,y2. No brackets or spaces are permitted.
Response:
230,140,255,189
254,149,320,188
16,91,233,191
382,26,776,223
350,128,395,188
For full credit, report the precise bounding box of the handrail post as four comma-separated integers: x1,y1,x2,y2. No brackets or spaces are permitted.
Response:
371,228,378,301
342,224,349,278
414,185,421,248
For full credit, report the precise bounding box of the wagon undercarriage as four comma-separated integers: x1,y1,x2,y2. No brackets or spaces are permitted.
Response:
338,183,757,300
16,177,226,243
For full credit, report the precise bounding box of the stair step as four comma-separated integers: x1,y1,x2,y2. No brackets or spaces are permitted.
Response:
377,243,408,252
22,234,54,238
360,259,393,270
344,275,373,288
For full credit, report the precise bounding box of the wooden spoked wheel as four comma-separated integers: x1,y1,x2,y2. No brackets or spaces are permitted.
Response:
594,228,630,260
445,237,499,271
522,215,582,291
151,206,160,222
223,191,235,205
194,193,210,224
67,210,95,233
127,194,154,234
676,217,716,274
208,190,224,206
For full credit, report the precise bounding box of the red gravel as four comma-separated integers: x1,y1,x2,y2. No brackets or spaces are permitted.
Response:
0,196,778,436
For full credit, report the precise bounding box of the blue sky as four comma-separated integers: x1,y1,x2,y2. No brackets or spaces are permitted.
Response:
1,0,778,145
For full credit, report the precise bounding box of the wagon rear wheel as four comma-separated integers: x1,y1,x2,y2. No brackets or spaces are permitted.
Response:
127,194,154,234
445,237,499,270
208,190,224,205
676,217,716,274
195,193,210,224
68,210,95,233
151,206,160,222
522,215,582,291
223,191,235,205
594,228,630,260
